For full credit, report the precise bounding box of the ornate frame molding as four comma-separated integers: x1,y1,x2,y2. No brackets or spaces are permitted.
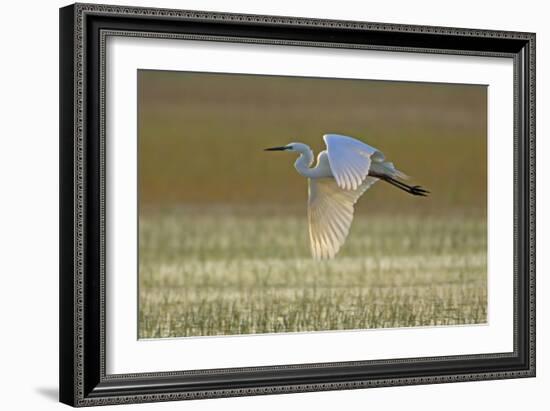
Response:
60,3,535,407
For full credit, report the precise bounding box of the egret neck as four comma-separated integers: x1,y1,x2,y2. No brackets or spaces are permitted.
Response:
292,144,315,178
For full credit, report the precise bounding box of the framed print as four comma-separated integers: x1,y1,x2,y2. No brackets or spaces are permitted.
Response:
59,3,536,407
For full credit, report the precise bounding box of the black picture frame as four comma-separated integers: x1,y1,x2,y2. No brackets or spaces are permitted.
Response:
59,3,536,407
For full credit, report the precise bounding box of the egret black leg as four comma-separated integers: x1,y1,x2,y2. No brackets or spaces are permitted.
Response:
381,176,430,197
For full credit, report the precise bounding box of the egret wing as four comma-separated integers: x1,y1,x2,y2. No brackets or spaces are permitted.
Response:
308,177,378,259
323,134,384,190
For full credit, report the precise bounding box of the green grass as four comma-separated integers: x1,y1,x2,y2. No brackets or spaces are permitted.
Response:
138,207,487,338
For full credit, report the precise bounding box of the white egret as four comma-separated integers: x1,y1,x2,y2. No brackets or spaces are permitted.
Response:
265,134,429,259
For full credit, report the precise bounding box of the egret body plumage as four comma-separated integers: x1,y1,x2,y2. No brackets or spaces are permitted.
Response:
265,134,429,259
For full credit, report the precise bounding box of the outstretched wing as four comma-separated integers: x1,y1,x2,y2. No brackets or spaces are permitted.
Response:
308,177,378,259
323,134,384,190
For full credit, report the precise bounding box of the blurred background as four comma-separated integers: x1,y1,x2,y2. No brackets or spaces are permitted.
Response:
137,70,488,338
138,70,486,216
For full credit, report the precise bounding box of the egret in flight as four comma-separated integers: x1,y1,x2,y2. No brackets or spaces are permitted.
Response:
265,134,429,259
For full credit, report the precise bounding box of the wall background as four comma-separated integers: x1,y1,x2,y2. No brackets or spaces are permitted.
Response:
0,0,545,409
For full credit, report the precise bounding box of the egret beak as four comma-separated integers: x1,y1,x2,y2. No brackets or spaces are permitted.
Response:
264,146,289,151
